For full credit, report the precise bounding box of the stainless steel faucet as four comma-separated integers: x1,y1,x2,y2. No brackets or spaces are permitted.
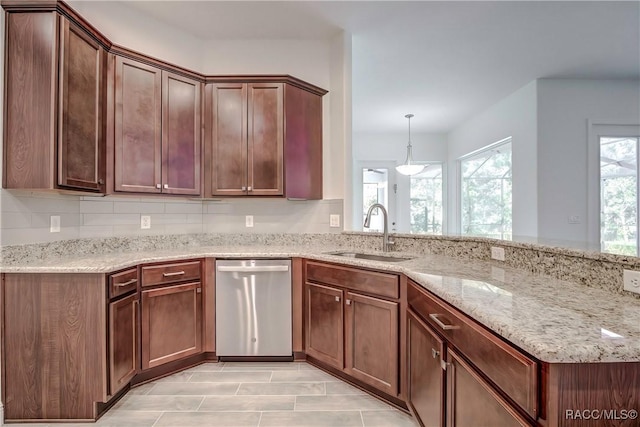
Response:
363,203,394,252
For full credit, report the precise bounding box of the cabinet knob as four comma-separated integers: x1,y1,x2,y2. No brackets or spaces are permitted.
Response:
98,179,104,185
242,186,247,191
335,296,340,302
163,184,169,189
156,184,161,189
346,299,352,305
432,348,440,359
247,186,252,191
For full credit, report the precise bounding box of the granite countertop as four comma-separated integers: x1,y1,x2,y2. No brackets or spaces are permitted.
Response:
2,244,640,365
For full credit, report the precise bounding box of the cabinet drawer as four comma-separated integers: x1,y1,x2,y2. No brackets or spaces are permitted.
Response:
408,281,538,419
141,260,202,287
109,268,138,298
305,261,399,299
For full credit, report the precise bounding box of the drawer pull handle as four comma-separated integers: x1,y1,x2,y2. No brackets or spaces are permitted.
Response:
114,279,137,287
432,348,440,359
163,271,185,277
429,313,460,330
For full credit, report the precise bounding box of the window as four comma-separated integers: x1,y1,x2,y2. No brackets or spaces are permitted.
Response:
410,163,443,234
362,168,389,232
460,139,512,240
600,137,639,256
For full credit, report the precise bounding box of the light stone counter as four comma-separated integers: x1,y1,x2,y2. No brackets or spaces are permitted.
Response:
1,243,639,365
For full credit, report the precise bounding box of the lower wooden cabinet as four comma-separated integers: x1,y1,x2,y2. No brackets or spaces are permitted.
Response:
305,282,344,370
408,309,445,427
304,261,400,397
447,348,531,426
345,291,398,396
109,292,139,395
141,281,203,369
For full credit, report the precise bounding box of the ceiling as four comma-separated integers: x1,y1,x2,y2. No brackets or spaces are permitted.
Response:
122,1,640,134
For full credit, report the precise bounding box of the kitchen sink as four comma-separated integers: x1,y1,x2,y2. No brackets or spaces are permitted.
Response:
328,251,414,263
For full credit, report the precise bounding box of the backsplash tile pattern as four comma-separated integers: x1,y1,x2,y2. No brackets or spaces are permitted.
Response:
0,190,343,246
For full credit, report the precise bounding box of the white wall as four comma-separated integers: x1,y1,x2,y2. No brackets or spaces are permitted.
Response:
447,80,538,237
352,132,447,232
68,1,204,71
537,78,640,242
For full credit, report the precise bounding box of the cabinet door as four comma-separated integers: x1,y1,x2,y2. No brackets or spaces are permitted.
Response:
408,310,445,427
58,18,105,192
344,291,398,396
209,83,248,196
141,282,202,369
305,283,344,370
162,71,202,195
447,348,532,427
247,83,283,196
109,293,138,396
4,12,57,189
114,56,162,193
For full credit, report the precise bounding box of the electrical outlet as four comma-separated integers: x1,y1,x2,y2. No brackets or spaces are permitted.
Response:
568,215,581,224
623,269,640,294
140,215,151,229
50,215,60,233
490,246,505,261
245,215,254,228
330,214,341,228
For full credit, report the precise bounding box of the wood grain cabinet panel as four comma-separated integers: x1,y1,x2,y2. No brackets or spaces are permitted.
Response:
304,261,401,398
162,71,202,195
304,282,344,370
208,83,248,195
447,348,532,427
206,81,324,199
3,12,106,192
114,56,162,193
345,291,399,396
109,292,138,396
141,281,203,369
407,309,445,427
58,18,105,191
247,83,284,196
115,58,202,195
2,273,107,421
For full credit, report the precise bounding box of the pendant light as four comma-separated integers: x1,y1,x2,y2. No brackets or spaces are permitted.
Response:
396,114,424,175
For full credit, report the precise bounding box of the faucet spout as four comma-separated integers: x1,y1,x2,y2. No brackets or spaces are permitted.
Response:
363,203,394,252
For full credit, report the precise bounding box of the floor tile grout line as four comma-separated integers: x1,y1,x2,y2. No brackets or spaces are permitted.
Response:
194,395,206,411
360,410,366,427
257,411,263,427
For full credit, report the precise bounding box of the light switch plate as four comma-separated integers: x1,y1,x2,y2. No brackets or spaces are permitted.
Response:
50,215,60,233
140,215,151,229
330,214,341,228
245,215,254,228
623,269,640,294
490,246,505,261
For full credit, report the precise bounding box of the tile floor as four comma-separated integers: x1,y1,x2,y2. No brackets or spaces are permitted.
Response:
9,362,419,427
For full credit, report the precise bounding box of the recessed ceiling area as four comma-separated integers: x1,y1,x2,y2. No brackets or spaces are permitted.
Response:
119,1,640,133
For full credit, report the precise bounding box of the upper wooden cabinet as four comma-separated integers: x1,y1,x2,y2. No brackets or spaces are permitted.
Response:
114,56,202,195
206,80,324,199
3,11,106,192
2,2,326,200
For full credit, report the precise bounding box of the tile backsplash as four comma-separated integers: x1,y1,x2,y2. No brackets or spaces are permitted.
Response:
0,190,343,246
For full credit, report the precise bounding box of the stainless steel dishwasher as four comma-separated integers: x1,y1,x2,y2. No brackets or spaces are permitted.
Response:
215,259,292,358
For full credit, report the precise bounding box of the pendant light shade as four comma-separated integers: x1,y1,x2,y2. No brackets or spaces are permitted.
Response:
396,114,424,176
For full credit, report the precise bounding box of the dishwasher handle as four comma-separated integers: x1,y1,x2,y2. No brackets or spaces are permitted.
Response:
217,265,290,273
